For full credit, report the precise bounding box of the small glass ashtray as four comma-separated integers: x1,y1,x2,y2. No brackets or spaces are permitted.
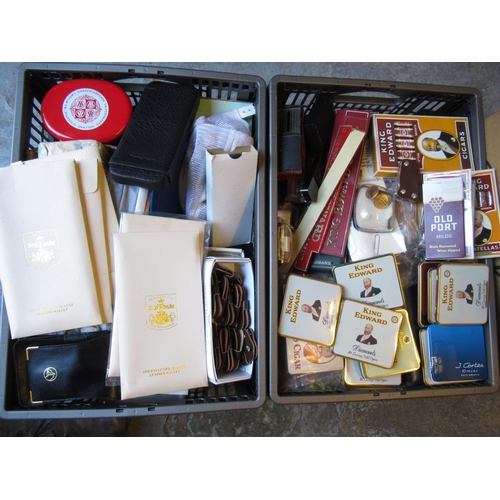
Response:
353,184,395,233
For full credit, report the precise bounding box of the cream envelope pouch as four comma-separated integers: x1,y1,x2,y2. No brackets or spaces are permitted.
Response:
113,231,208,399
16,147,119,324
119,212,207,264
0,160,102,338
107,212,207,382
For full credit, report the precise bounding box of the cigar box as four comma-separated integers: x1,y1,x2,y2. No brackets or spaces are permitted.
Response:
371,114,475,177
332,253,404,309
332,299,403,369
278,274,342,346
420,324,488,385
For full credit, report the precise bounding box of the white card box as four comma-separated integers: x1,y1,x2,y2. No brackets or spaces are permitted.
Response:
206,146,258,247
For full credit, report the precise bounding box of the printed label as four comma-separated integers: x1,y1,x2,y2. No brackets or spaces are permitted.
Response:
145,294,178,330
62,88,109,130
23,230,59,268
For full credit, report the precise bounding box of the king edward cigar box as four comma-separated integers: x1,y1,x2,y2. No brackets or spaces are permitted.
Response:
344,358,401,387
332,299,403,368
371,114,475,177
435,262,489,325
473,169,500,258
278,274,342,346
332,253,404,309
361,309,420,379
417,262,439,326
427,267,438,324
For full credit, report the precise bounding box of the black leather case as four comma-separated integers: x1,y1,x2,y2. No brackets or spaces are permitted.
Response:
278,106,305,174
14,331,118,406
109,81,200,190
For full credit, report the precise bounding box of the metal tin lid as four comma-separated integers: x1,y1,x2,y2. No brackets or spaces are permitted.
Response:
41,79,133,143
362,309,421,379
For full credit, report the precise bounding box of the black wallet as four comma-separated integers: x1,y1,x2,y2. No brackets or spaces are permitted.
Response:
109,81,200,190
14,331,118,407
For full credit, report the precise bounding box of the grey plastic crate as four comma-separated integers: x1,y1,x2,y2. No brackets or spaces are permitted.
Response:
268,75,499,404
0,63,267,419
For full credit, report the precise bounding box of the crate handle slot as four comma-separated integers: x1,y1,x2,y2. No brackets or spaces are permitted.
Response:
333,91,402,107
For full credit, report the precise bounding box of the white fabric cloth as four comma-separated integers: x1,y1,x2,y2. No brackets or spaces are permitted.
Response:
179,109,254,219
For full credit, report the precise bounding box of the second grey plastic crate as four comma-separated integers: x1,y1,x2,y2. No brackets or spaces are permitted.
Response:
268,75,499,404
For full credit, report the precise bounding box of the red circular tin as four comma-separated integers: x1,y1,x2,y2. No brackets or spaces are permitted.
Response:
41,79,133,143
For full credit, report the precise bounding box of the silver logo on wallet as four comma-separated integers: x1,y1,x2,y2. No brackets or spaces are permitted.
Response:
43,367,58,382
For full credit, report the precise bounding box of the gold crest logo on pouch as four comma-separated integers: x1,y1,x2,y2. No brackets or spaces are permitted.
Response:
145,294,178,330
23,230,59,268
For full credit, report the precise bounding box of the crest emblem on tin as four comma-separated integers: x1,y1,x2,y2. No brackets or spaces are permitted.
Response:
62,88,109,130
23,230,59,268
70,94,102,124
145,294,178,330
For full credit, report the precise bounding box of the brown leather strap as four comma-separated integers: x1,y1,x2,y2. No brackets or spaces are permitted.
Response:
240,328,258,365
214,262,242,285
211,272,224,322
221,291,236,326
237,287,251,329
212,324,223,373
211,263,255,373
